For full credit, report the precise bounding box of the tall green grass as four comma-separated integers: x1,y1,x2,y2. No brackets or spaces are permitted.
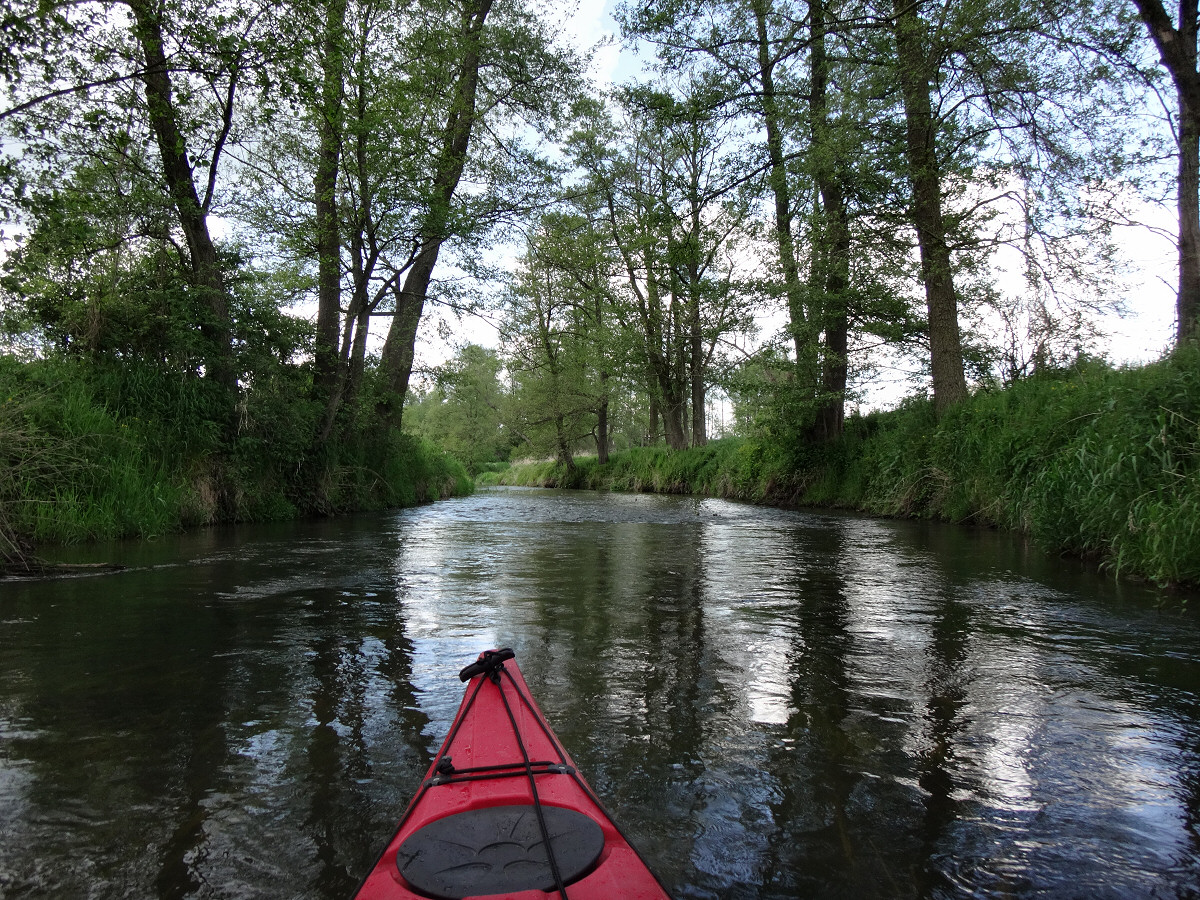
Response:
0,354,471,567
0,363,185,547
489,349,1200,587
835,351,1200,584
487,439,794,501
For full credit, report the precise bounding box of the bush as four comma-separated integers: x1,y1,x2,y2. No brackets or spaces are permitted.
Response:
0,352,473,561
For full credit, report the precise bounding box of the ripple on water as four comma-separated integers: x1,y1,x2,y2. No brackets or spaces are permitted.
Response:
3,488,1200,898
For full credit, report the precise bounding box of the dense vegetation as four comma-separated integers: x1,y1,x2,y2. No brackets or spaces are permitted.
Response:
484,348,1200,586
0,353,470,571
1,0,1198,579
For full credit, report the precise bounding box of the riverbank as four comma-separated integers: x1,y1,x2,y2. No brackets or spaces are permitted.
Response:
0,355,472,574
482,348,1200,588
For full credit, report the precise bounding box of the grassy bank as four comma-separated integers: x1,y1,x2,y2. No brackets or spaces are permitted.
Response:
484,349,1200,587
0,355,471,571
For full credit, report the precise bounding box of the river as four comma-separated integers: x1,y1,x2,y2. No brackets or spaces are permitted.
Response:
1,486,1198,898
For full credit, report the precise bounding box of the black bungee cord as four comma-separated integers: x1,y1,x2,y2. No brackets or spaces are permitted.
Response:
492,663,571,899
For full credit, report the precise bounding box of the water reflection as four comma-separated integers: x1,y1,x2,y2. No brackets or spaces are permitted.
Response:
1,489,1199,898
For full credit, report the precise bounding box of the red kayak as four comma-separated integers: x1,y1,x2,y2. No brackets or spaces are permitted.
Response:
354,649,673,899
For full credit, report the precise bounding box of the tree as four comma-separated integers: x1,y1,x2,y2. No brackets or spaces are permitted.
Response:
617,0,881,435
373,0,580,431
502,228,602,470
313,0,349,406
125,0,236,394
807,0,852,438
1,0,287,415
230,0,578,448
520,207,623,462
654,86,757,446
1132,0,1200,344
405,344,509,473
889,0,968,412
568,88,755,450
622,0,1152,421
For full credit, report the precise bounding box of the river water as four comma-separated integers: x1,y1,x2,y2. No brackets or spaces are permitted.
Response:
1,486,1198,899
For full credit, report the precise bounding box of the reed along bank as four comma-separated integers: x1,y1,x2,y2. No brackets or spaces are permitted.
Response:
487,348,1200,588
0,354,472,573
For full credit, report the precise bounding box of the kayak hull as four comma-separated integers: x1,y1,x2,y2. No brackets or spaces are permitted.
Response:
354,650,671,900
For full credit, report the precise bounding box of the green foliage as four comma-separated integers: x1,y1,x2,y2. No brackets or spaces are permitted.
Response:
1019,350,1200,584
491,350,1200,587
493,437,793,501
0,356,188,548
810,351,1200,586
0,185,207,365
0,352,471,560
405,345,512,476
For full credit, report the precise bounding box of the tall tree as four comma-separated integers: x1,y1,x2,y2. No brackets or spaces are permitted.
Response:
1132,0,1200,344
376,0,496,430
570,90,754,450
590,100,690,448
526,207,624,462
313,0,349,405
1,0,285,406
625,0,1148,421
232,0,577,443
125,0,236,394
373,0,578,432
619,0,865,434
889,0,968,412
655,87,755,446
502,228,605,471
808,0,852,439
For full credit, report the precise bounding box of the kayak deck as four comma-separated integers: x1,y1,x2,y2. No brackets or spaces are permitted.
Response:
354,649,672,899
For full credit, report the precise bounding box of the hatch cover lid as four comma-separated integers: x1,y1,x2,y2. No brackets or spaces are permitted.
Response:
396,804,605,899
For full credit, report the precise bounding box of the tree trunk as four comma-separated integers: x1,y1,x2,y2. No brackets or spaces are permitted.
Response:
649,346,687,450
658,326,687,451
378,251,432,429
593,290,611,463
690,316,706,447
685,171,707,447
126,0,234,395
346,301,371,407
1133,0,1200,344
751,0,809,366
1180,85,1200,343
644,257,687,450
810,0,850,441
597,370,610,464
661,385,687,450
313,0,347,403
553,412,576,472
687,270,706,446
315,224,373,447
671,280,690,449
892,0,968,414
813,184,850,441
377,0,494,429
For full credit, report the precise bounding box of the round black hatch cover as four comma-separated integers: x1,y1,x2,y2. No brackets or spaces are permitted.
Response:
396,804,605,899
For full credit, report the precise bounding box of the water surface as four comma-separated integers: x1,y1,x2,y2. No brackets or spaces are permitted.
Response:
1,487,1198,898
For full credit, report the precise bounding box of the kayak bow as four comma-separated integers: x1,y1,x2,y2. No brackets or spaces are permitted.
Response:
354,649,672,900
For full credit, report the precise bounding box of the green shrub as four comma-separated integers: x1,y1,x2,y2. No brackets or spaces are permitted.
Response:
0,352,473,557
